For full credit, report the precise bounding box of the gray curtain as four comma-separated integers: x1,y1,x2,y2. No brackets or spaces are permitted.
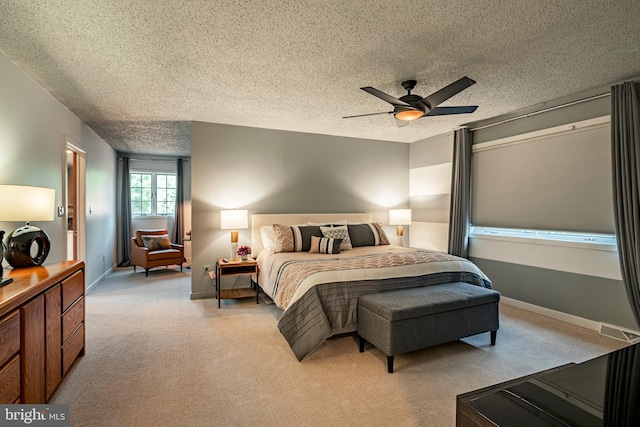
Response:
604,345,640,426
448,128,472,258
612,81,640,328
118,157,132,267
172,158,185,245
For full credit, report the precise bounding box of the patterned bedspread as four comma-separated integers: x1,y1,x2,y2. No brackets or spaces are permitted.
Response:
256,246,492,361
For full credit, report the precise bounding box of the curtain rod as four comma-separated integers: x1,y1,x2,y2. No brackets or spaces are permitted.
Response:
469,92,610,132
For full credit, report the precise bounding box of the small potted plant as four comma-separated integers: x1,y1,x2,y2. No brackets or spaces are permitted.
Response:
237,245,251,261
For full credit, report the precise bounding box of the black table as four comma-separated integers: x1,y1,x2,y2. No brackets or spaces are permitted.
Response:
456,343,640,426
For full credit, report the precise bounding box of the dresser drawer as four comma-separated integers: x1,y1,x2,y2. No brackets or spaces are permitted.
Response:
0,311,20,367
62,270,84,311
62,323,84,376
62,297,84,343
0,354,20,404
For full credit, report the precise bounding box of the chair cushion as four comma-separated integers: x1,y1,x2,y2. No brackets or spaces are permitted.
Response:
148,249,182,261
358,282,500,322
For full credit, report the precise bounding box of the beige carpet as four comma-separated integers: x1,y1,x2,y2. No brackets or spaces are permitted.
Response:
50,267,627,426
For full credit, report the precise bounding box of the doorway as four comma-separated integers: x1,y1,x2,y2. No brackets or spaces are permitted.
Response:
65,140,86,261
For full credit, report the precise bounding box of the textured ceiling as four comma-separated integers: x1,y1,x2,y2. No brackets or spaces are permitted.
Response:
1,0,640,157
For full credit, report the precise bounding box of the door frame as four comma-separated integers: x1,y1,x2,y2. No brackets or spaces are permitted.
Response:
64,138,86,262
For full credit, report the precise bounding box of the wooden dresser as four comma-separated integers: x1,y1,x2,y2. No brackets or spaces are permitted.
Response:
0,261,85,403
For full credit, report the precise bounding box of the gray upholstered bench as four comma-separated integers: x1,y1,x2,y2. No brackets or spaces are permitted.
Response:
357,282,500,373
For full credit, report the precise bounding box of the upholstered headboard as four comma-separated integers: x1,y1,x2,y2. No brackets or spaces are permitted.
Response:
251,213,372,255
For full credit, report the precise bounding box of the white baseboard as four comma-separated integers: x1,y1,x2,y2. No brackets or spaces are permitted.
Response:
190,290,217,300
87,264,115,294
500,296,594,331
501,296,640,342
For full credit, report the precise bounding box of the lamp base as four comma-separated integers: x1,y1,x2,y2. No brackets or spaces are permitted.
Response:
396,225,405,247
231,242,238,261
0,277,13,288
5,225,51,268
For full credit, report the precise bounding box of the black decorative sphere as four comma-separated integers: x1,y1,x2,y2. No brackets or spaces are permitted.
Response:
5,225,51,268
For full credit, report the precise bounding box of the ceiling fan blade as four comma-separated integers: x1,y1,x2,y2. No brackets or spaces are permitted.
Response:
361,87,411,107
342,111,394,119
423,77,476,109
423,106,478,116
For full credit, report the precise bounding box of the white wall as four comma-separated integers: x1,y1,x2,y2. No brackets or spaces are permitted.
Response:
0,49,117,289
409,132,454,252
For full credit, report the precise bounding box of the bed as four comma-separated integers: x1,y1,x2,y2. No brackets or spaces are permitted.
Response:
251,213,492,361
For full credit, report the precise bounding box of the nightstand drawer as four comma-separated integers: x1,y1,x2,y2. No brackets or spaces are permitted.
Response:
62,323,84,375
0,354,20,404
62,270,84,311
0,311,20,367
62,297,84,343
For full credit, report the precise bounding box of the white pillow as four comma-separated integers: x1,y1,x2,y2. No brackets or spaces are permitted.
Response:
260,225,276,250
320,225,352,250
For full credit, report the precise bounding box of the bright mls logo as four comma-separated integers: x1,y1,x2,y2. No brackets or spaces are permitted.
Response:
0,405,69,426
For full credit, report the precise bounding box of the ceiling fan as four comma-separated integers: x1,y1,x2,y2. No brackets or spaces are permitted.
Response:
343,77,478,125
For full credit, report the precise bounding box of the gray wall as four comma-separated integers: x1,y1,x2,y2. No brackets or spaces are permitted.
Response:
190,121,409,298
0,49,117,289
471,258,634,329
467,88,637,331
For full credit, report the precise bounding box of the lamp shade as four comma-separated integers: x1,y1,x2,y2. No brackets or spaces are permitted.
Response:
389,209,412,225
0,185,55,268
0,185,55,222
220,210,248,230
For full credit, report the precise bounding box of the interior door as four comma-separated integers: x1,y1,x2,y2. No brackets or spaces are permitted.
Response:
65,141,86,262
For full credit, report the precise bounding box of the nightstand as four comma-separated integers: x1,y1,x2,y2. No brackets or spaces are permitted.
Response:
214,258,259,308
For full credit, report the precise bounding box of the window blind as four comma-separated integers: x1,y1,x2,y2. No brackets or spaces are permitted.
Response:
471,122,614,234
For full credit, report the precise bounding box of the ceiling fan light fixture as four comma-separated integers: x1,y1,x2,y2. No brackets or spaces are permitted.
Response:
395,109,424,121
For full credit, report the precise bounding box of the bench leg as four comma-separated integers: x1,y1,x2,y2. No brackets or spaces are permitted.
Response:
387,355,394,374
491,330,497,345
358,336,365,353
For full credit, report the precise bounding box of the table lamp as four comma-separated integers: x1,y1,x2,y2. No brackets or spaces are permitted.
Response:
0,185,55,275
220,209,248,260
389,209,412,247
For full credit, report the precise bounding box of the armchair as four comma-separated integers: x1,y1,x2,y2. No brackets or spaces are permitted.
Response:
131,229,184,276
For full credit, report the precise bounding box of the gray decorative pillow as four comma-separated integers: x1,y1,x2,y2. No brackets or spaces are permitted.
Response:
348,223,390,247
320,225,352,250
309,236,342,254
142,234,172,250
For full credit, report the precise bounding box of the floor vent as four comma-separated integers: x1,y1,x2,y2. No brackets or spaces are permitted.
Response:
600,324,640,343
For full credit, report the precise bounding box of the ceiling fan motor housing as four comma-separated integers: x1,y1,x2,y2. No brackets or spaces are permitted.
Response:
401,80,417,92
399,94,427,111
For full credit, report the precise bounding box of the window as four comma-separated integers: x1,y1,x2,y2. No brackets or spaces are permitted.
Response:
470,226,616,247
130,172,176,216
156,174,177,215
471,117,613,234
469,116,617,247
